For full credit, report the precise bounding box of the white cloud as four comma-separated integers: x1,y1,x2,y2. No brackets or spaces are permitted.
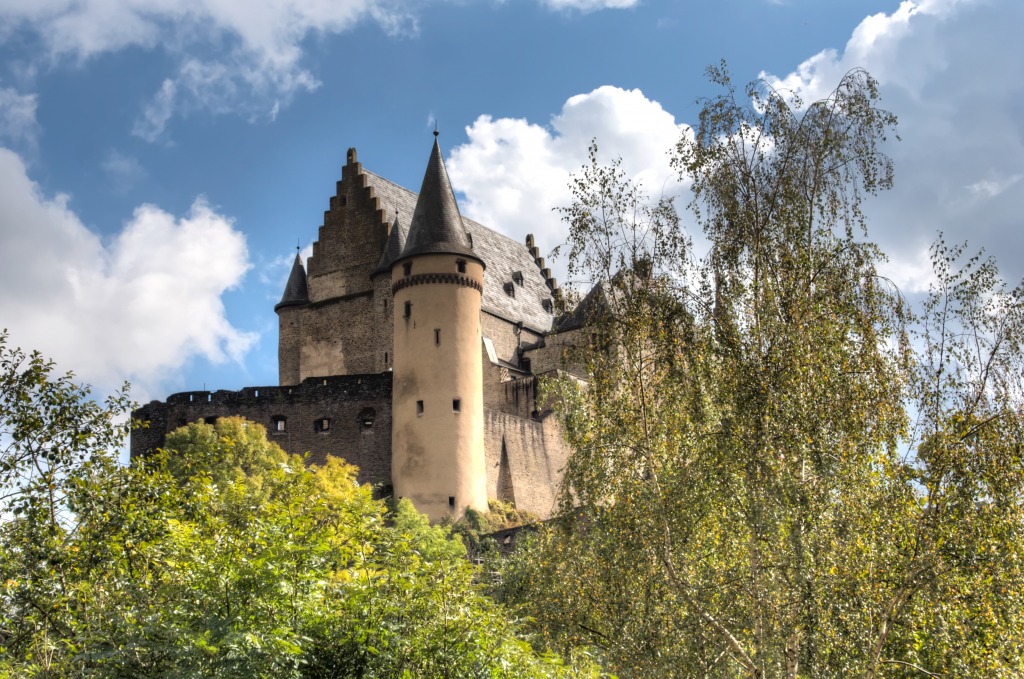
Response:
0,87,38,147
539,0,639,11
0,147,256,399
761,0,1024,291
101,149,148,193
0,0,633,141
448,86,689,283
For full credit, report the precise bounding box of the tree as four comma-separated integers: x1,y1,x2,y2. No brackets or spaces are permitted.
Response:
0,338,602,677
500,66,1024,678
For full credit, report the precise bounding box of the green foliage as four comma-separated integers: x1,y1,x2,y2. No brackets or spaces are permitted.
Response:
501,67,1024,678
0,345,601,678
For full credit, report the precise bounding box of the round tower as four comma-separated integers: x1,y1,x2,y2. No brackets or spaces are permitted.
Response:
275,250,309,386
390,134,488,522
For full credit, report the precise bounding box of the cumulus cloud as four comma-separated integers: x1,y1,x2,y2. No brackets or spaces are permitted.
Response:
760,0,1024,291
0,147,256,398
448,85,689,284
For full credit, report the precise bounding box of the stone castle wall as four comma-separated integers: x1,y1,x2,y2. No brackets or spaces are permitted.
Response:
132,374,394,487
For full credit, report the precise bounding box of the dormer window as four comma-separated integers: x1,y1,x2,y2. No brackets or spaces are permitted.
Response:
503,282,516,298
456,259,466,274
542,299,553,313
403,262,412,277
512,271,524,286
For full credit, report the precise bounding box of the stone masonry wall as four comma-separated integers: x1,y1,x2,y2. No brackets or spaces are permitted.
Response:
483,409,569,519
132,373,393,487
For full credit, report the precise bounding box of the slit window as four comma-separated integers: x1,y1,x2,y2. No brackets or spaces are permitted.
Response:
416,400,424,416
384,352,388,365
456,259,466,274
448,496,456,508
404,301,412,318
434,328,441,345
453,399,461,413
403,262,412,277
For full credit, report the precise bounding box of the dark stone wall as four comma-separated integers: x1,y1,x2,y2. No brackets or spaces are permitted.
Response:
132,373,393,487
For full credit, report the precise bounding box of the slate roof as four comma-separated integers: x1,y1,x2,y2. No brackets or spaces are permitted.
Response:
363,168,557,333
275,252,309,312
372,213,406,277
396,137,478,263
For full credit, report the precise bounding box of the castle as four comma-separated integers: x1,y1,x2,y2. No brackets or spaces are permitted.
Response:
132,135,589,522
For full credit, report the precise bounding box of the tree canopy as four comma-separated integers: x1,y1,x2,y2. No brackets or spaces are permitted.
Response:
499,67,1024,678
0,335,599,677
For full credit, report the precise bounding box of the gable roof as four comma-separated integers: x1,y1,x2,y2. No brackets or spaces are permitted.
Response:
363,168,557,332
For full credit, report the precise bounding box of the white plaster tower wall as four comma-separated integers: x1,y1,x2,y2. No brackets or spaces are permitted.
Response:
391,254,488,521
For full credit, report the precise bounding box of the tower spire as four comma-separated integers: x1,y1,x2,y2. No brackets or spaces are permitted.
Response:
275,251,309,312
395,136,479,264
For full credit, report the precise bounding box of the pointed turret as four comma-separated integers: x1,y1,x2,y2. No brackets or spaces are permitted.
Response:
372,212,407,277
275,253,309,312
395,134,481,265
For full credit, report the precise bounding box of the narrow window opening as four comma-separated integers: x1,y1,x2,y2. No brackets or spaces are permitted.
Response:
404,301,412,318
254,389,259,397
403,262,412,277
359,407,376,429
204,416,217,425
512,270,524,286
207,394,212,402
453,399,461,413
416,400,424,416
456,259,466,274
434,328,441,345
384,352,388,365
316,418,331,433
273,416,287,432
448,496,456,508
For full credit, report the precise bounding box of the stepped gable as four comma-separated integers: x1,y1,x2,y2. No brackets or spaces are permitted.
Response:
275,252,309,311
363,168,557,332
395,137,478,263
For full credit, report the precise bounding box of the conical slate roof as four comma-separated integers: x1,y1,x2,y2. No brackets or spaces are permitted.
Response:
395,136,481,265
275,252,309,312
372,212,407,277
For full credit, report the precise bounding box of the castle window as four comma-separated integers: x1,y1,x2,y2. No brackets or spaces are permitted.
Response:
416,400,424,416
503,282,516,298
359,407,376,429
456,259,466,274
448,496,456,508
204,416,217,425
403,262,412,277
542,299,553,313
272,416,287,432
404,301,412,318
384,352,388,365
315,418,331,433
434,328,441,345
512,270,524,286
453,399,461,413
521,357,531,373
254,389,259,397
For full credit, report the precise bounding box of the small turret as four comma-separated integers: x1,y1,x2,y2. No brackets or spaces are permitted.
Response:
372,212,407,278
275,251,309,386
275,252,309,311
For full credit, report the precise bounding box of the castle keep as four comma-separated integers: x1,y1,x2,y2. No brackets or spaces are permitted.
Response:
133,135,582,521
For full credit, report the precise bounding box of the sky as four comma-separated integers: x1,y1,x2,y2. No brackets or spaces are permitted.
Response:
0,0,1022,405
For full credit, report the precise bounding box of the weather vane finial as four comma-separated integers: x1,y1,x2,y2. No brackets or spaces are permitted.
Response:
296,239,300,253
433,120,439,138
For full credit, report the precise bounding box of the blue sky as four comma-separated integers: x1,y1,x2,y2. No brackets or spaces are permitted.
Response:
1,0,1022,404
